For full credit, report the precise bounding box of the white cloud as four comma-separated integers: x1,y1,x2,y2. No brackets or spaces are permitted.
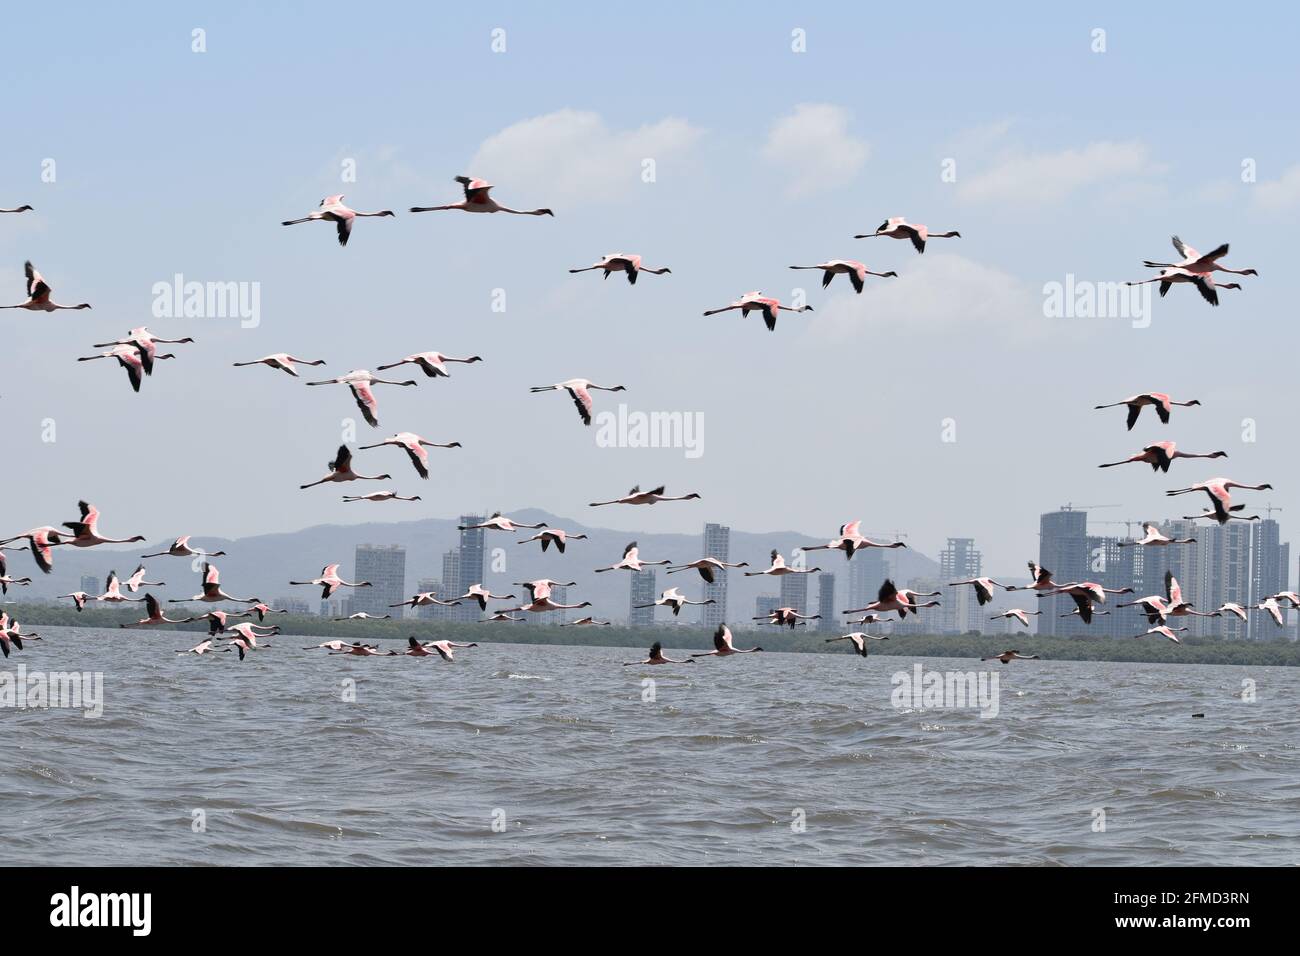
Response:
1253,163,1300,210
762,103,869,198
466,109,703,206
957,140,1162,204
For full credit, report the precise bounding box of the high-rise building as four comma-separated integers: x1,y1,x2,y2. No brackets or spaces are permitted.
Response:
351,545,406,616
436,549,461,620
779,564,809,616
1251,518,1288,640
629,569,657,626
543,585,570,626
1036,509,1089,636
700,523,730,627
816,572,836,632
938,538,982,634
1080,534,1137,639
1198,522,1253,640
453,515,486,622
754,594,782,623
416,577,442,620
847,548,887,612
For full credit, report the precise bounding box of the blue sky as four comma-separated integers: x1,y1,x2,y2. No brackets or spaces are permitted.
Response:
2,2,1297,574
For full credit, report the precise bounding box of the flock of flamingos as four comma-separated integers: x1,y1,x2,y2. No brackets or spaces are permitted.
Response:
0,180,1290,667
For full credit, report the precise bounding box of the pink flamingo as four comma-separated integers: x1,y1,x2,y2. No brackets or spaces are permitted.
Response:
167,562,260,605
595,542,672,574
358,432,461,479
77,344,176,392
854,217,960,253
300,445,392,489
0,204,33,214
517,528,589,554
1166,477,1273,524
93,327,194,375
981,650,1040,663
569,253,670,284
390,591,461,610
664,556,749,582
1099,441,1227,472
949,577,1010,606
635,587,714,618
124,594,192,628
623,642,693,666
306,369,417,428
789,259,896,292
1142,236,1258,277
459,513,547,533
0,260,91,311
799,521,906,559
691,624,762,658
0,527,64,573
825,632,889,657
457,584,517,611
745,550,820,577
755,606,820,629
589,485,701,507
1126,268,1242,306
376,351,483,379
142,535,227,559
1117,522,1196,547
233,353,326,377
290,563,372,599
281,195,395,246
124,564,164,592
1095,392,1201,430
61,501,145,548
530,378,627,426
410,176,553,217
342,491,421,502
96,570,146,604
702,291,813,332
990,609,1042,628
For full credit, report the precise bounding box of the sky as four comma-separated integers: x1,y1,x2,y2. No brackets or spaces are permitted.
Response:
2,2,1298,576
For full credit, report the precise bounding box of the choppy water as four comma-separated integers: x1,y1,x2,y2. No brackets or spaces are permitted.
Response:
2,625,1297,865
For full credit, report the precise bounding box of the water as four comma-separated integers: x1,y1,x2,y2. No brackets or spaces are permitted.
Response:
3,626,1297,865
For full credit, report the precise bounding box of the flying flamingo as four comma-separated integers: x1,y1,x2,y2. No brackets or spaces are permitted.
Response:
300,445,391,489
1126,268,1242,306
595,542,672,574
459,513,547,533
664,556,748,583
58,591,90,611
1037,582,1133,623
1166,478,1273,524
177,639,219,655
898,588,942,612
1217,603,1249,622
691,624,762,658
0,527,64,573
233,354,326,377
702,291,813,331
1257,597,1286,628
123,594,192,628
1095,392,1201,430
1142,237,1258,278
223,636,255,660
390,591,461,610
281,195,395,246
0,551,30,594
409,638,479,661
560,617,612,627
306,370,417,428
744,550,820,577
142,535,227,559
92,327,194,375
1006,563,1060,593
409,176,553,217
799,521,906,560
1273,592,1300,608
357,432,461,479
825,632,888,657
517,528,589,553
342,491,422,502
1098,442,1227,472
788,259,896,292
510,595,593,615
635,587,714,617
375,351,483,379
513,579,578,604
167,563,260,605
480,613,525,623
1118,522,1196,547
0,629,24,658
188,609,237,636
226,622,278,648
622,641,693,666
123,564,164,592
589,485,701,506
949,577,1010,606
290,564,372,599
841,579,918,619
854,217,960,253
236,603,288,623
457,584,517,611
334,612,392,621
77,344,175,392
0,204,32,213
61,501,145,548
95,570,146,604
530,378,627,426
569,254,670,284
980,650,1040,663
303,639,373,651
1135,625,1188,644
328,642,395,657
755,606,820,629
990,609,1042,628
0,260,91,311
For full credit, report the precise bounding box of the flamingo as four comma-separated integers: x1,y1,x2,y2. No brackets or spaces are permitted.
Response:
1273,592,1300,608
232,354,326,377
328,642,395,657
376,351,483,379
390,591,460,610
825,632,888,657
569,253,670,284
755,606,820,629
342,491,422,502
622,641,693,666
142,536,227,559
560,617,612,627
744,550,820,577
517,528,589,553
77,344,176,392
1136,625,1187,644
123,594,192,628
845,613,887,627
123,564,164,592
1217,603,1249,622
788,259,896,292
226,622,278,648
1257,597,1286,628
187,609,237,636
95,570,146,604
1166,478,1273,524
459,513,547,533
58,591,90,611
589,485,701,506
1126,267,1242,306
1037,582,1133,623
1098,442,1227,472
841,579,917,619
290,564,372,600
333,612,392,620
595,542,672,574
281,195,395,246
1142,236,1258,278
167,563,260,605
92,327,194,375
1095,393,1201,430
177,639,219,655
0,260,91,311
223,636,255,660
702,291,813,331
664,556,748,583
898,588,942,611
0,629,24,658
1006,562,1059,593
511,596,593,614
949,577,1010,606
303,639,373,651
691,624,762,658
635,587,714,617
457,584,517,611
306,370,417,428
410,638,478,661
980,650,1040,663
480,612,525,623
513,579,578,604
0,204,32,213
357,433,460,480
991,609,1041,628
529,378,627,426
0,527,64,573
61,501,145,548
235,603,288,623
0,552,31,593
854,217,960,253
1118,522,1196,547
300,445,391,489
799,521,906,560
409,176,553,217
